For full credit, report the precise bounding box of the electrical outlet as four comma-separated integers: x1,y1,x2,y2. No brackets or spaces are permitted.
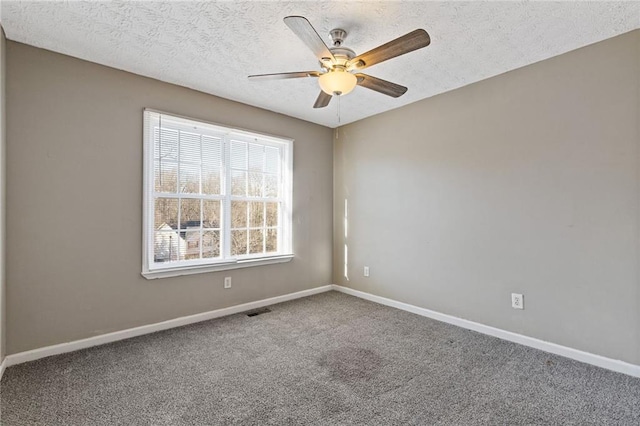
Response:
363,266,370,277
511,293,524,309
224,277,232,289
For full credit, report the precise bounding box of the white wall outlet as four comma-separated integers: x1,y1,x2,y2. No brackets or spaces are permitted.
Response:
511,293,524,309
364,266,370,277
224,277,232,289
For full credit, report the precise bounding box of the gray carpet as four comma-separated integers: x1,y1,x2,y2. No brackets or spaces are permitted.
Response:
2,291,640,425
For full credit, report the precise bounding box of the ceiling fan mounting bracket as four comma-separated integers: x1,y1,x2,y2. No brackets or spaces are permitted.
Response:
329,28,347,47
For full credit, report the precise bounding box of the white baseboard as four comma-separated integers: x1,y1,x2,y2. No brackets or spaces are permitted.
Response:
4,285,334,367
332,284,640,378
6,284,639,379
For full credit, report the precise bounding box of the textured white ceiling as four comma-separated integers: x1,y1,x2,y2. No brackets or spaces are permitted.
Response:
1,1,639,128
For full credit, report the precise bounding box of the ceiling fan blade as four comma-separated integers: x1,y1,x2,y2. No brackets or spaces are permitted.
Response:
284,16,336,62
347,29,430,71
313,91,332,108
355,74,407,98
248,71,321,80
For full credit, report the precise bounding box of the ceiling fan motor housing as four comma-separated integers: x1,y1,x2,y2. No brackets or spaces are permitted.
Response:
330,46,356,60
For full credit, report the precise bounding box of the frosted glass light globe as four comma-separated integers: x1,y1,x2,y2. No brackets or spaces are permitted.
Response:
318,70,357,96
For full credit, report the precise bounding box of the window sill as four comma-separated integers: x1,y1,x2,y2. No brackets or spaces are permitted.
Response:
142,254,294,280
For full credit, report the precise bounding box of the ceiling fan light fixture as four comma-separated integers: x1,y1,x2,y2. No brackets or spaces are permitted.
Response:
249,17,430,108
318,69,357,96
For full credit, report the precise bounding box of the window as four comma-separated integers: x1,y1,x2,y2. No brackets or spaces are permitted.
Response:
142,110,293,279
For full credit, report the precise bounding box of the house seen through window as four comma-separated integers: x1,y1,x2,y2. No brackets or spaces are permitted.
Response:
143,110,293,278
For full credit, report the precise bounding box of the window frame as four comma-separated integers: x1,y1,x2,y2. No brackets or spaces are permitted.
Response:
142,109,294,279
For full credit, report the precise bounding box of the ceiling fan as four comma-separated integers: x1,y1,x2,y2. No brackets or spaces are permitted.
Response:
248,16,431,109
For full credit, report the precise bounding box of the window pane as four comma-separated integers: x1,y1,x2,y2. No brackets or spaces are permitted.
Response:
180,199,201,229
265,202,278,227
154,230,181,262
202,167,221,195
179,131,201,163
231,230,247,256
231,201,247,228
264,174,278,198
180,163,200,194
266,228,278,253
155,162,177,193
155,128,178,161
265,147,280,174
183,230,201,260
248,172,263,197
249,143,264,171
155,198,178,229
203,230,220,258
249,229,264,254
249,202,264,227
231,170,247,196
231,140,247,170
203,200,220,228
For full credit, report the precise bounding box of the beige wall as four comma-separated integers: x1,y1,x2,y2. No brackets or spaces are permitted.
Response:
0,27,6,363
6,29,640,365
334,30,640,364
6,42,333,354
